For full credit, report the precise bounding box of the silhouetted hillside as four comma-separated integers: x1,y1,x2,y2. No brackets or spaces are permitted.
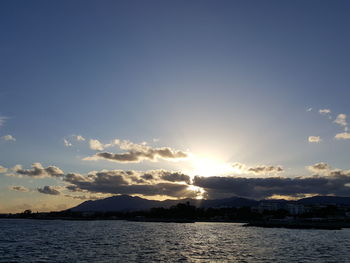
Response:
296,196,350,205
69,195,350,212
71,195,162,212
70,195,258,212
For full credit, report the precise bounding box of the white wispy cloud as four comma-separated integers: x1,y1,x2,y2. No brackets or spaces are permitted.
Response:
319,108,331,115
89,139,105,151
308,136,321,143
0,165,8,173
63,139,72,147
335,132,350,140
1,134,16,142
74,135,85,141
63,135,86,147
334,113,348,129
0,116,7,127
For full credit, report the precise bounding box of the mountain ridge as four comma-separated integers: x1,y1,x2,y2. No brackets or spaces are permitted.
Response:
69,195,350,212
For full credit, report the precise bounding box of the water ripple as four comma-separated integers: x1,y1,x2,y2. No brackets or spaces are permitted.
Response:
0,219,350,262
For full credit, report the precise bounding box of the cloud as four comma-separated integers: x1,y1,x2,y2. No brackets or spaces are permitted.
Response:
159,172,191,184
13,163,64,178
334,114,348,128
319,109,331,115
85,147,188,163
307,162,331,174
335,132,350,140
64,194,103,200
74,135,85,141
231,162,283,175
0,116,7,127
0,165,7,173
306,108,313,112
308,136,321,143
63,139,72,147
232,162,246,171
63,135,86,147
84,139,188,163
37,186,61,195
89,139,105,151
9,186,29,192
63,169,196,198
247,165,284,175
8,160,350,200
193,169,350,199
314,110,349,140
1,134,16,141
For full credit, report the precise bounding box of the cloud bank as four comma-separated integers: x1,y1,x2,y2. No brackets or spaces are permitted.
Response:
9,160,350,201
63,170,195,198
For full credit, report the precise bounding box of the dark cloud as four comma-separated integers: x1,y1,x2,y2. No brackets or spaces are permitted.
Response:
90,148,186,163
84,144,188,163
160,172,191,184
14,163,64,178
11,160,350,201
63,170,196,198
193,171,350,199
37,186,61,195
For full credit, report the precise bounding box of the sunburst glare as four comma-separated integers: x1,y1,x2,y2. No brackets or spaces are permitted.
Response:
186,154,243,177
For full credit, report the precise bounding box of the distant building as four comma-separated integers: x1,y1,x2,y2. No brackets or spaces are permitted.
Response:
286,204,305,215
254,202,284,213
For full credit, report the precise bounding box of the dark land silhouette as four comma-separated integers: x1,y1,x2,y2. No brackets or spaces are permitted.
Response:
2,195,350,229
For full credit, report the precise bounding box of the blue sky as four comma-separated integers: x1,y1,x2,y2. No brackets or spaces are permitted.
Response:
1,1,350,212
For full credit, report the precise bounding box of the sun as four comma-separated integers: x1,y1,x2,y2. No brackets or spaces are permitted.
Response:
187,154,242,177
187,185,206,199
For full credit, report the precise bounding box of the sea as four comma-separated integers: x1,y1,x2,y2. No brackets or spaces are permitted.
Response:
0,219,350,262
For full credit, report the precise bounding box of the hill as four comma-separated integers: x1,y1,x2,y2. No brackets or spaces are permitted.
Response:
69,195,350,212
70,195,259,212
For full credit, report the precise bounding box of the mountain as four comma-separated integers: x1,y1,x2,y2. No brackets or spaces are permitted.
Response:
69,195,350,212
70,195,162,212
296,196,350,206
69,195,259,212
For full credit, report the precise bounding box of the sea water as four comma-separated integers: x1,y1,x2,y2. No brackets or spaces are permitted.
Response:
1,219,350,262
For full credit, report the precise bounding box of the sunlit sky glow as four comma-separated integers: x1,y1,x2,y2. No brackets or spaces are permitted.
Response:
1,0,350,213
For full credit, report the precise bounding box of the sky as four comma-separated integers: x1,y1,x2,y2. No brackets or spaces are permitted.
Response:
1,0,350,213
